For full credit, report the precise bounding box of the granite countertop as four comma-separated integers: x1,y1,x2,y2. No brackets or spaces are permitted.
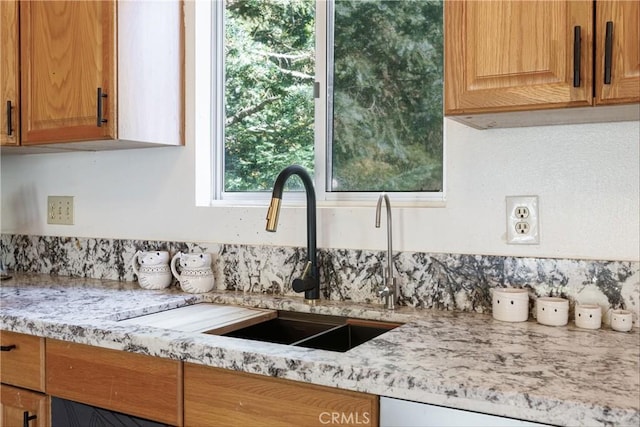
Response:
1,274,638,426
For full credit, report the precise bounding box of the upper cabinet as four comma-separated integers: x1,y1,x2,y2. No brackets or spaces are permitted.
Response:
20,1,117,145
595,1,640,104
1,0,183,152
445,0,639,129
0,0,19,146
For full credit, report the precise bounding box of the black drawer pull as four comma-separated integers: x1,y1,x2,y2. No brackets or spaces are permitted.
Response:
23,411,37,427
1,344,17,351
604,21,613,84
96,87,108,127
573,26,581,87
6,100,12,136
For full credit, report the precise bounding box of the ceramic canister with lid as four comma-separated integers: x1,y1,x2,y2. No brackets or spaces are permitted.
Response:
536,297,569,326
574,304,602,330
610,309,633,332
492,288,529,322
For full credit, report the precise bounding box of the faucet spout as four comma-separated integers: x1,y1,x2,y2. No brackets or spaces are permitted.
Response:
375,193,396,309
266,165,319,303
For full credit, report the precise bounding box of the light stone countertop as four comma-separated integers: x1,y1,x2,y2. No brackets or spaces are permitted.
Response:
1,274,638,426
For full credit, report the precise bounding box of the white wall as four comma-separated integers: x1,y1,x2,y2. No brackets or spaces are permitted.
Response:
2,4,639,263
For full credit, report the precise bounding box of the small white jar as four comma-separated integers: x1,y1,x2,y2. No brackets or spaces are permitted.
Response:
610,309,633,332
492,288,529,322
574,304,602,330
536,297,569,326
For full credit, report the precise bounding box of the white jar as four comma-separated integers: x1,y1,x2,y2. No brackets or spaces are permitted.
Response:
492,288,529,322
575,304,602,330
536,297,569,326
610,309,633,332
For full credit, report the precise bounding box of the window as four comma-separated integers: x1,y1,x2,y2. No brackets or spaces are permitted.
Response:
212,0,443,203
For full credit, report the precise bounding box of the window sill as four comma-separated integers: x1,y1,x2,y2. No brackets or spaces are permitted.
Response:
202,197,446,209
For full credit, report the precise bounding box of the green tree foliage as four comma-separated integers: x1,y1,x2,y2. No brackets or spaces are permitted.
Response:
224,0,443,193
332,0,443,191
224,0,315,192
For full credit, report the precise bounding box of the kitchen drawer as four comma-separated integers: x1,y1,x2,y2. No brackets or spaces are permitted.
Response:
46,339,182,426
0,330,45,392
1,384,49,427
184,364,378,427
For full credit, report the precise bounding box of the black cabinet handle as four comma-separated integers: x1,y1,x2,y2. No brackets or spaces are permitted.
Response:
1,344,17,351
6,100,12,136
573,26,581,87
96,87,108,127
604,21,613,84
23,411,37,427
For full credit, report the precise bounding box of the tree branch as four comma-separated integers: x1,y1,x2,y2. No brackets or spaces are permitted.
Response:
273,67,315,80
226,96,279,127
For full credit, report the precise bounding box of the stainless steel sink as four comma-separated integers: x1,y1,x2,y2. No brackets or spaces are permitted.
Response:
218,311,400,352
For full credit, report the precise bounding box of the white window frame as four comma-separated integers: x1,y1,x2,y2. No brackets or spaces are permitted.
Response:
202,0,446,208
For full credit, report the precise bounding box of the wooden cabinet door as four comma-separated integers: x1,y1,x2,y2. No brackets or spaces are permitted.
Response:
0,331,45,392
184,364,379,427
46,339,183,426
445,1,593,115
595,0,640,104
0,384,50,427
20,0,116,145
0,0,19,146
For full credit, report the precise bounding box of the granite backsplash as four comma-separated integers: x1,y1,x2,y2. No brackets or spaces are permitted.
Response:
1,234,638,326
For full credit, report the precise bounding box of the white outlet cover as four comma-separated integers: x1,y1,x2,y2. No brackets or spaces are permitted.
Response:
47,196,74,225
506,196,539,244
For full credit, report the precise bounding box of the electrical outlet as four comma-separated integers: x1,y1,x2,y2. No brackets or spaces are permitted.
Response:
515,206,529,219
506,196,539,244
515,221,530,234
47,196,74,225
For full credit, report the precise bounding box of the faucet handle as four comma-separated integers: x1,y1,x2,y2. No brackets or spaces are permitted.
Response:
293,276,316,292
300,261,312,279
293,261,317,293
377,285,390,298
378,278,397,310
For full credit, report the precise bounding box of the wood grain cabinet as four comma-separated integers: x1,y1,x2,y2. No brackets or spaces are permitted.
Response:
19,0,117,145
445,0,639,128
595,1,640,104
1,385,49,427
0,331,48,427
0,0,20,147
184,363,379,427
0,331,45,392
46,339,183,426
1,0,183,151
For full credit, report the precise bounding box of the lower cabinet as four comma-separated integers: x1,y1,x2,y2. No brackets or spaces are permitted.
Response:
44,341,380,426
0,331,48,426
0,384,49,427
0,331,45,392
45,339,183,426
184,363,379,427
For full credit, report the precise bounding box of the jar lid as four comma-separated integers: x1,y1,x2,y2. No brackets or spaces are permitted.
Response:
611,309,632,315
493,288,529,300
575,304,600,310
537,297,569,308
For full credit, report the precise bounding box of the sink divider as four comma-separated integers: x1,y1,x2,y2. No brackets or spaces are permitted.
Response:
289,324,347,347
